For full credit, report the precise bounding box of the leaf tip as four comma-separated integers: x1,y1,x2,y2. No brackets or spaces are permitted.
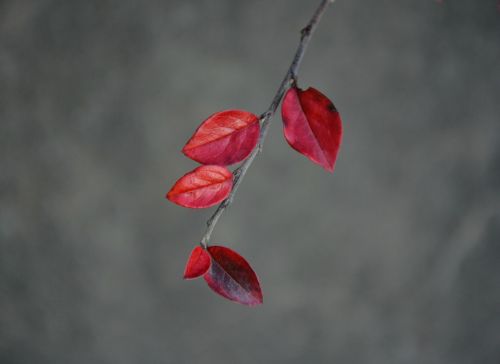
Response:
248,293,264,307
180,143,192,159
324,163,335,173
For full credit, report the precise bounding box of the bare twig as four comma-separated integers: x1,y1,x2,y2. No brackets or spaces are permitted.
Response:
200,0,335,248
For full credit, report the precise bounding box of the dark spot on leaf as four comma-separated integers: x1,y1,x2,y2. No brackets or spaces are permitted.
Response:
327,102,337,112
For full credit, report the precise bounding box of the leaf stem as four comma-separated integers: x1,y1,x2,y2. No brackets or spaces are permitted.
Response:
200,0,335,248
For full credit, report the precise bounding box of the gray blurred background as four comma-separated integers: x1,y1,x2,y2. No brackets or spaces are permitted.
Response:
1,0,499,363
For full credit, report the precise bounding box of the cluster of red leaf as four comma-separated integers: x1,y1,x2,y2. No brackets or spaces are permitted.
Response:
166,85,342,306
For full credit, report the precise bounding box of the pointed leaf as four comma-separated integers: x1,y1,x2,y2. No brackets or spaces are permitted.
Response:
166,165,233,208
203,246,263,306
281,86,342,172
183,110,260,165
183,246,211,279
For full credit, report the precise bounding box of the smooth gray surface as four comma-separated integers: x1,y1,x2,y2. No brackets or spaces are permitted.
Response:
1,1,499,363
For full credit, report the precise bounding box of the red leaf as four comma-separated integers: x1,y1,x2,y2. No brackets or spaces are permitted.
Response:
203,246,263,306
183,246,211,279
182,110,260,166
166,165,233,208
281,86,342,172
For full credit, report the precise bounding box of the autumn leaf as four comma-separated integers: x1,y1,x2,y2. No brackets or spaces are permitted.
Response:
183,246,211,279
183,110,260,166
166,165,233,208
281,86,342,172
203,246,263,306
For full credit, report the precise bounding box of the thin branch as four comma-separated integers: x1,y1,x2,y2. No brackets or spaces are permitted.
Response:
200,0,335,248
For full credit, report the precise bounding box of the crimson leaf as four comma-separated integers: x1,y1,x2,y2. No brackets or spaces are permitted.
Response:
281,86,342,172
183,246,211,279
203,246,263,306
166,165,233,209
182,110,260,166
